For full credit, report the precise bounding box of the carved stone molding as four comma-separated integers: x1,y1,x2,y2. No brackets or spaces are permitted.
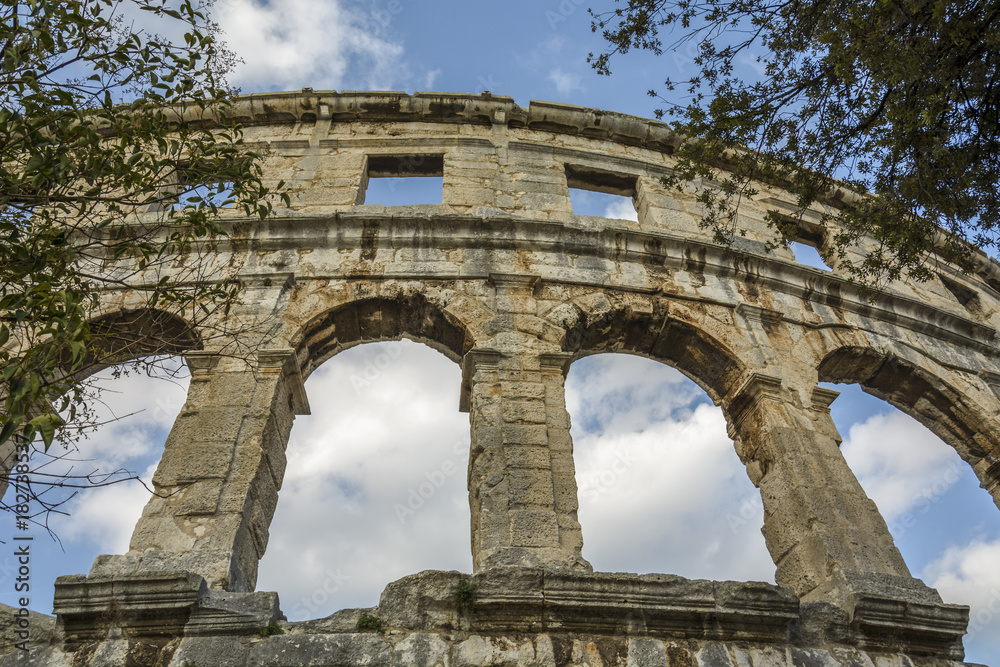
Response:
256,348,310,416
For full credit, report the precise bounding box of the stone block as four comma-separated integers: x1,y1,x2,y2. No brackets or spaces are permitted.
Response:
512,314,548,337
507,469,556,508
547,429,574,452
548,452,578,478
552,477,582,515
126,514,196,552
247,634,392,666
175,479,225,516
501,399,547,424
184,372,258,408
503,445,551,469
170,408,246,444
627,638,667,667
378,570,464,631
170,636,250,667
510,510,560,547
392,633,451,667
500,380,546,401
153,440,235,485
501,424,549,446
0,646,72,666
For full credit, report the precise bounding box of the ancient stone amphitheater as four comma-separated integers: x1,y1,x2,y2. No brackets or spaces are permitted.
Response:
4,91,1000,666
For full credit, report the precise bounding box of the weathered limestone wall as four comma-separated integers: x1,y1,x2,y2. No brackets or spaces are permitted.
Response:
3,570,975,666
5,91,999,666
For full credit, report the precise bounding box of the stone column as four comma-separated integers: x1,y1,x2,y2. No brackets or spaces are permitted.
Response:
979,371,1000,511
90,349,309,592
463,348,590,572
727,374,935,609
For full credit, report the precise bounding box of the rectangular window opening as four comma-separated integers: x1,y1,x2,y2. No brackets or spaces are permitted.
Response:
789,239,830,271
565,164,638,221
780,216,830,271
172,181,235,210
360,154,444,206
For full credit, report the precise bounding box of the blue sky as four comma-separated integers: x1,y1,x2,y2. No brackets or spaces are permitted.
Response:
6,1,1000,663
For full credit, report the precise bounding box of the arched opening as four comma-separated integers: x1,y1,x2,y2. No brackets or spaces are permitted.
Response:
255,339,470,620
85,308,201,367
818,348,1000,662
17,355,189,617
559,294,744,404
5,307,199,615
817,346,999,480
297,294,472,377
258,295,475,619
558,295,773,582
565,353,774,582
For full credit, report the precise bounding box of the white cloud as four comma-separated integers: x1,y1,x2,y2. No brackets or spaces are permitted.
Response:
518,34,587,101
56,461,159,554
422,68,442,90
256,340,471,617
257,346,777,619
603,197,639,221
923,538,1000,660
567,356,775,584
548,68,583,97
840,411,964,524
566,353,701,437
35,362,189,581
215,0,408,92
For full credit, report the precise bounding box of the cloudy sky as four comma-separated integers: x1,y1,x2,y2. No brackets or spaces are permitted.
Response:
9,1,1000,663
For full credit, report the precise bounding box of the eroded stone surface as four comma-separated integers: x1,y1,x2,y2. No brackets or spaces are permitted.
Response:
3,570,977,665
6,90,998,665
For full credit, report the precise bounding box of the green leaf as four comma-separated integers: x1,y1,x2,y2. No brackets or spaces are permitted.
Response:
0,419,17,447
28,413,63,450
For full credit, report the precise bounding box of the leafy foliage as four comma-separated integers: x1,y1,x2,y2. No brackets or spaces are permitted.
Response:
453,577,478,614
258,619,285,637
0,0,286,456
589,0,1000,287
355,612,381,632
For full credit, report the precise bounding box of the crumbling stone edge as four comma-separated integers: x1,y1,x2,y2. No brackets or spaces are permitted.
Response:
0,568,979,666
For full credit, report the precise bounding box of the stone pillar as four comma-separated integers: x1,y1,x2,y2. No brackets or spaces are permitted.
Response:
463,348,590,572
727,374,936,609
90,349,309,592
979,371,1000,511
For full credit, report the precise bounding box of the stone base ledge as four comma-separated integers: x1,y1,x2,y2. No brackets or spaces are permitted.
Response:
378,570,800,644
52,572,281,646
15,568,970,665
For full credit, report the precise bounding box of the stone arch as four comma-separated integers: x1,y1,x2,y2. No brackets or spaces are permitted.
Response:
818,345,1000,510
561,351,773,582
556,292,745,403
295,292,475,379
0,307,199,509
83,308,200,367
44,89,994,660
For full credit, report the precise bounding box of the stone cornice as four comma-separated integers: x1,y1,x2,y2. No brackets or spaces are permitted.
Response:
212,212,997,355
